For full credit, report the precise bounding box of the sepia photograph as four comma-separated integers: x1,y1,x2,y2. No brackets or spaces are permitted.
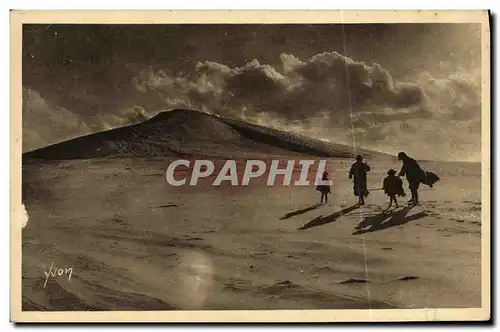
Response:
10,10,490,323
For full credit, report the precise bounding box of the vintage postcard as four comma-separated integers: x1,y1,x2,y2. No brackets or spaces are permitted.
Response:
10,10,490,323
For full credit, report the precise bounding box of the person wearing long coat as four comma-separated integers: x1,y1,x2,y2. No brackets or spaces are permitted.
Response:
349,155,371,205
397,152,425,205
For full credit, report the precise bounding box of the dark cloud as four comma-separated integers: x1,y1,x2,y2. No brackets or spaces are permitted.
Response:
21,24,482,161
127,51,480,161
131,52,430,121
22,24,480,116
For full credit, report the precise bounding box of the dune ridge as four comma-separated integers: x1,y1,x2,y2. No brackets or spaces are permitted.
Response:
23,109,387,161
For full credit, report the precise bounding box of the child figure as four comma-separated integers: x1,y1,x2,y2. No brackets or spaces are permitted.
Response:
316,171,331,204
383,169,406,208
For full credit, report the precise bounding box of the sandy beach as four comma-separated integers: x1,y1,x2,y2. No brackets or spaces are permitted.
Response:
21,155,481,310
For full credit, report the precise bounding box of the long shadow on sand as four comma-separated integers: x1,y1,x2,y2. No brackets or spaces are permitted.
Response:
352,205,428,235
280,203,322,220
298,204,360,230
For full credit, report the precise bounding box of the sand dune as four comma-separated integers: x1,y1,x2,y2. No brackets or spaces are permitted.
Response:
23,109,385,161
21,110,481,311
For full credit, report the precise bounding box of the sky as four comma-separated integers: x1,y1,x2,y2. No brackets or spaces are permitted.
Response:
22,23,482,161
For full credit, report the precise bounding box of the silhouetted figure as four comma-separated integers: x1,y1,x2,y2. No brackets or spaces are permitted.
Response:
383,169,406,208
349,155,371,205
316,171,331,204
397,152,425,205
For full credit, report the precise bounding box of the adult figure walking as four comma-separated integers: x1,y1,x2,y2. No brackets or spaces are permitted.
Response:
349,155,371,206
397,152,425,205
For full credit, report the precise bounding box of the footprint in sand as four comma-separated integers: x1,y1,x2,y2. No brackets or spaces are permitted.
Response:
184,236,203,241
223,280,250,292
112,218,127,225
395,276,419,281
154,204,178,208
339,278,369,284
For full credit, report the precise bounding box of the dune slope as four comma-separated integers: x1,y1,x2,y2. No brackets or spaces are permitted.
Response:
23,109,385,161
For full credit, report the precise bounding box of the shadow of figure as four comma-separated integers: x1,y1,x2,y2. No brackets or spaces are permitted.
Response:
298,204,360,230
353,206,428,235
280,203,322,220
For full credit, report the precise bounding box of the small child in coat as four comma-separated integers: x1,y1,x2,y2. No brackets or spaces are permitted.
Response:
383,169,406,208
316,171,331,204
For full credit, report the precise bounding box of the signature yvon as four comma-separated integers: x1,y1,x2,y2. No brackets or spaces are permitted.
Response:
43,261,73,288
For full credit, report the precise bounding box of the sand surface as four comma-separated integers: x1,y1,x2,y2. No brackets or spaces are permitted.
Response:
21,157,481,311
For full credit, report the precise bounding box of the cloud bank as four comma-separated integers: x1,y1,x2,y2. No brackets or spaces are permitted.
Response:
23,87,92,152
22,88,149,152
131,52,481,161
23,51,481,161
